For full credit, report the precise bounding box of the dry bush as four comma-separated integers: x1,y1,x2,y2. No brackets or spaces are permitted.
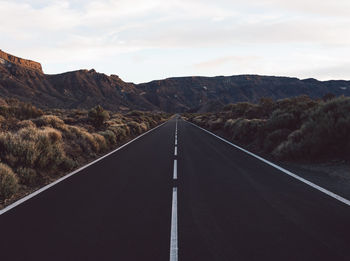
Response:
229,119,265,144
16,120,36,130
127,121,144,135
0,115,5,129
67,126,99,153
66,125,111,154
92,133,107,151
15,103,44,120
273,97,350,160
98,130,117,146
108,124,130,141
16,167,37,186
88,105,110,128
224,102,254,118
33,115,65,128
193,116,205,125
265,110,299,132
0,163,19,200
263,129,291,153
138,122,148,132
0,132,37,167
126,110,144,117
207,118,224,130
0,99,43,120
0,127,67,173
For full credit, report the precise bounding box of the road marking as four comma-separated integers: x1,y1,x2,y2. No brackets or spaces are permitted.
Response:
170,119,178,261
170,187,178,261
188,121,350,207
0,121,170,216
173,159,177,179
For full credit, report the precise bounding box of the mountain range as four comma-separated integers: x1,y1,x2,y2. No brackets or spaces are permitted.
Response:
1,50,350,112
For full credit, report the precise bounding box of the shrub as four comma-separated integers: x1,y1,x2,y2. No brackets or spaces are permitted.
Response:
108,125,129,141
0,127,67,172
0,163,19,200
193,116,205,125
127,110,144,117
59,157,78,171
67,126,99,153
207,118,224,130
273,97,350,160
0,115,5,127
16,120,36,130
35,129,65,170
263,129,291,153
88,105,110,128
245,105,265,119
0,99,43,120
0,132,37,167
92,133,107,151
265,110,299,131
258,97,274,117
15,102,44,120
322,93,336,101
128,121,143,135
229,118,265,144
33,115,65,128
225,102,254,118
98,130,117,145
16,167,37,186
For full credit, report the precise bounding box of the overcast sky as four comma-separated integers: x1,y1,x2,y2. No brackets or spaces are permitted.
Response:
1,0,350,83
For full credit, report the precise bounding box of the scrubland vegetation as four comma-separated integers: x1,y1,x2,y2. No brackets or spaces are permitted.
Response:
0,98,169,206
185,95,350,163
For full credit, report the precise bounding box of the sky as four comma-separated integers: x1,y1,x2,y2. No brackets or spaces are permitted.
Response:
1,0,350,83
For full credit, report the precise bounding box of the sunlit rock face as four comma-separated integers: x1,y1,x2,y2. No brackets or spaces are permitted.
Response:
0,50,43,73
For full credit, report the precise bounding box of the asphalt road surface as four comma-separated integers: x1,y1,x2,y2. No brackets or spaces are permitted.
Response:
1,117,350,261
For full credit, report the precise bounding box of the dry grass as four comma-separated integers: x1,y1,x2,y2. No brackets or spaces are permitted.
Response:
0,163,19,200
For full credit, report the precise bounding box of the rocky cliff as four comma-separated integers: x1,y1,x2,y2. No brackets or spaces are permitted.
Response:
0,50,43,73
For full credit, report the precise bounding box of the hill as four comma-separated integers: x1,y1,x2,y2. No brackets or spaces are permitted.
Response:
1,50,350,112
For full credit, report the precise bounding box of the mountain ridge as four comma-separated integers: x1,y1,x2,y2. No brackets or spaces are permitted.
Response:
1,51,350,112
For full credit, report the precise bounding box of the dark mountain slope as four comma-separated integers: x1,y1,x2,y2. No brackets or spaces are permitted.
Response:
138,75,350,112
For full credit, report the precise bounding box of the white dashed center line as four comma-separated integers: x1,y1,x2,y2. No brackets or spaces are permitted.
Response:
170,119,179,261
170,187,178,261
173,159,177,180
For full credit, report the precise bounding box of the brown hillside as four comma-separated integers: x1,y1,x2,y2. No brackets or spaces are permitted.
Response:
1,51,350,112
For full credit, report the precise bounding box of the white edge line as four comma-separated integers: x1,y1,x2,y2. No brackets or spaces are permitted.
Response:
173,159,177,180
0,120,170,216
170,187,178,261
187,121,350,207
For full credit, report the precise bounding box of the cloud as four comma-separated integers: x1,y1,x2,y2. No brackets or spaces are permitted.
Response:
194,56,260,69
1,0,350,82
293,62,350,81
248,0,350,17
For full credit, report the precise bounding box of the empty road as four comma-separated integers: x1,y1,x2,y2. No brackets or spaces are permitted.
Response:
1,117,350,261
